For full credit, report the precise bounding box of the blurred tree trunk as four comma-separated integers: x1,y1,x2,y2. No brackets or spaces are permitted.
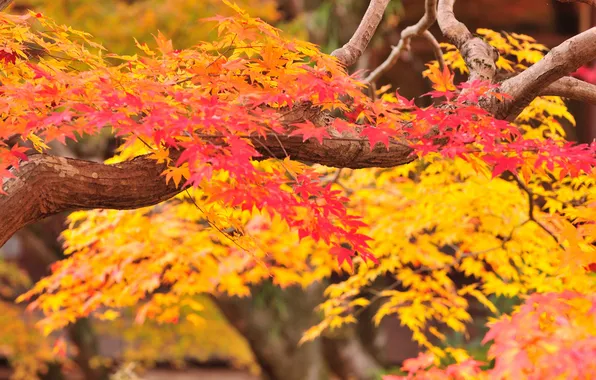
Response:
68,318,110,380
39,362,65,380
16,224,110,380
214,282,329,380
214,281,382,380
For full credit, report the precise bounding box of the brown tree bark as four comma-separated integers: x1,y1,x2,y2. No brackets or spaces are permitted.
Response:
14,223,110,380
214,283,330,380
214,281,382,380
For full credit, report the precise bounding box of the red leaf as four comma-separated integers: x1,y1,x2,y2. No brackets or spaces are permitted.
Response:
330,245,355,268
360,128,390,150
290,121,329,144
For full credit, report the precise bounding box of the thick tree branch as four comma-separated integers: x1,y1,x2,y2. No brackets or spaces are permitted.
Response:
0,155,180,247
0,135,414,248
495,27,596,119
437,0,498,81
366,0,444,84
331,0,390,67
540,76,596,105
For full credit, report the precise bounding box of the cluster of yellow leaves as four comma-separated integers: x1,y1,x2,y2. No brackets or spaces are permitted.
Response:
3,6,594,377
424,28,549,76
0,301,60,380
303,31,596,357
13,0,280,54
303,156,596,352
22,171,338,332
94,296,258,374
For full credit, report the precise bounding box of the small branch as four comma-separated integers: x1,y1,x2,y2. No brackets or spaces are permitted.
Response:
510,174,565,250
557,0,595,5
496,27,596,119
437,0,472,46
437,0,498,81
0,0,13,11
422,30,446,71
366,0,444,84
540,76,596,106
331,0,391,67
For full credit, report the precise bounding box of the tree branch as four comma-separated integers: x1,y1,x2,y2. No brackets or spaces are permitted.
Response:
437,0,498,81
0,155,180,248
557,0,595,5
366,0,444,84
0,134,414,248
495,27,596,119
540,76,596,105
331,0,390,67
0,0,13,11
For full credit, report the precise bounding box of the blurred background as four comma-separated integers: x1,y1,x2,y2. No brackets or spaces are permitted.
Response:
0,1,594,379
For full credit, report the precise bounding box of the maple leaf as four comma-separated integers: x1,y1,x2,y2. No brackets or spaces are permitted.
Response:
490,155,520,178
162,164,190,188
0,48,17,65
289,121,329,144
401,352,435,373
423,64,457,94
360,127,390,150
330,244,355,268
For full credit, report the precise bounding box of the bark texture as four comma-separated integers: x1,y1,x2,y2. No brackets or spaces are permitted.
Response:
0,134,414,248
214,282,382,380
330,0,391,67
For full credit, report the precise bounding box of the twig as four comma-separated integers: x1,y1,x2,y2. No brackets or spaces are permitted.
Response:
366,0,443,84
510,174,565,249
185,189,251,253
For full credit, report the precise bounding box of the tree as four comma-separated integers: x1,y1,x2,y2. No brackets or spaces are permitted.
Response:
1,0,596,379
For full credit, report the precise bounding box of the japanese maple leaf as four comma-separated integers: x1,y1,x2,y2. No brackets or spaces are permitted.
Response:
423,64,457,98
290,121,329,144
330,244,355,268
360,127,390,150
490,155,520,178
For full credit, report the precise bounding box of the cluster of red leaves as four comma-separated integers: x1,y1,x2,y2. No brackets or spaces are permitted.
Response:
574,65,596,84
385,291,596,379
1,9,596,267
385,352,484,380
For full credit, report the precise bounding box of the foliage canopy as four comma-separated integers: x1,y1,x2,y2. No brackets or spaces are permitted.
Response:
0,1,595,379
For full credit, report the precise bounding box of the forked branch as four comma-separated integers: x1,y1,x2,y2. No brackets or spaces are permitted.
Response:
437,0,498,81
496,27,596,119
331,0,391,67
366,0,444,84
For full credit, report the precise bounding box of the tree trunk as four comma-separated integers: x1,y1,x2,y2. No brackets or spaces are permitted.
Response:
322,325,382,380
214,281,382,380
215,282,329,380
68,318,110,380
14,221,110,380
